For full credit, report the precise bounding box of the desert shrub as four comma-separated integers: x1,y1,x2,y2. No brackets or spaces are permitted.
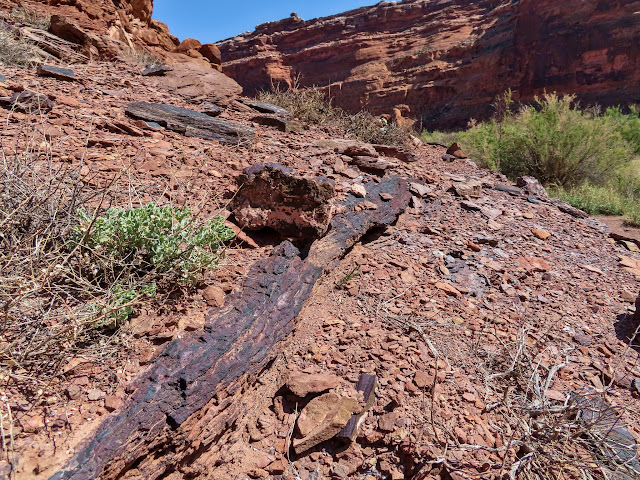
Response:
0,120,233,391
421,92,640,222
604,105,640,154
75,203,234,284
0,22,40,66
423,93,631,187
257,85,411,146
496,94,630,186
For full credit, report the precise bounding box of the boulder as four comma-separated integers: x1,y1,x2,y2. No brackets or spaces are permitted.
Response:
199,44,222,65
174,38,202,53
142,62,242,106
231,163,336,240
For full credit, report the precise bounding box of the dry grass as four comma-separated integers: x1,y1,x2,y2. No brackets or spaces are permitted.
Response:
0,22,40,67
358,294,640,480
9,5,50,30
257,84,411,147
120,45,163,66
0,112,233,401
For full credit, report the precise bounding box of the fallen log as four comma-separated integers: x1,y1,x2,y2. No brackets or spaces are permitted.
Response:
52,175,410,480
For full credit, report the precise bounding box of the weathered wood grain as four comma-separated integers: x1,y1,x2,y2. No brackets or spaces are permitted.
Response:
125,102,255,145
51,175,410,480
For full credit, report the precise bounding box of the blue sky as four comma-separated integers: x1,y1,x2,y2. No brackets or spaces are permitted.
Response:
153,0,379,43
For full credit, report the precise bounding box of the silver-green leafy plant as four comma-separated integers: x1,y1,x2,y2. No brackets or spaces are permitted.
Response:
75,203,234,323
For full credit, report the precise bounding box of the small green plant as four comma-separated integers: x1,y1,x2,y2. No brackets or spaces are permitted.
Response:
91,283,157,327
76,203,235,282
338,265,361,286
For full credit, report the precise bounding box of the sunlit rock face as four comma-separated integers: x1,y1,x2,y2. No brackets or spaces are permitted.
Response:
217,0,640,129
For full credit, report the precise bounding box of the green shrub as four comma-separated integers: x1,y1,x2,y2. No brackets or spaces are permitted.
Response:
422,93,631,187
421,92,640,224
604,106,640,154
76,203,234,283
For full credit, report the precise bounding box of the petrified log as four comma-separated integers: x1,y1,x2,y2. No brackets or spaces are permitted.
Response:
37,64,77,82
52,175,410,480
240,98,290,116
231,163,336,240
125,101,255,145
337,373,377,442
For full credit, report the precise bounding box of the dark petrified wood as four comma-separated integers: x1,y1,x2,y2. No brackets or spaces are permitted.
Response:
125,101,255,145
52,175,410,480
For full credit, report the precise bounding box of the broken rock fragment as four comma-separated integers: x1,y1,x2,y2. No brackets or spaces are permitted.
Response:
240,98,290,116
447,142,468,159
0,91,55,113
252,114,303,132
347,155,398,175
142,65,172,77
517,176,548,198
37,64,77,82
285,370,342,397
450,178,482,198
231,163,336,239
293,393,357,454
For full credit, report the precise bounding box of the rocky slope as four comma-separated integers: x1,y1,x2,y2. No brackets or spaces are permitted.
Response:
1,2,640,480
0,0,223,69
217,0,640,129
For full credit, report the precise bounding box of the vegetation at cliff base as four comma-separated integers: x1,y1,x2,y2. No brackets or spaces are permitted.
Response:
421,93,640,225
257,85,411,147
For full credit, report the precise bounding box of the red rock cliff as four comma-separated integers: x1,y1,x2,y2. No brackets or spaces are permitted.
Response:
217,0,640,129
0,0,222,69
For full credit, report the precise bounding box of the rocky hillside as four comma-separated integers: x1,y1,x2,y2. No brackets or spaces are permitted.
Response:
218,0,640,129
2,2,640,480
0,0,223,69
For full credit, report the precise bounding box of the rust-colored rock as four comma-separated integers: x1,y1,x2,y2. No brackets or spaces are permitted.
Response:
1,0,222,68
231,163,336,240
218,0,640,128
285,371,342,397
199,43,222,65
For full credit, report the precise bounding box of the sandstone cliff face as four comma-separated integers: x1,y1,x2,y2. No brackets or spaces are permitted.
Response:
0,0,222,69
217,0,640,129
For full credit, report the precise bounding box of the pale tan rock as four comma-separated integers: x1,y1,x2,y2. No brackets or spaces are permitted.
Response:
293,393,357,454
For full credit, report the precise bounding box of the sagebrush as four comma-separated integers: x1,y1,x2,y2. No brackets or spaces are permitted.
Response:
0,119,233,392
421,92,640,225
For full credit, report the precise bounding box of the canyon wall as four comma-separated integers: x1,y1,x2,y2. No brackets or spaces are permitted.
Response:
0,0,222,69
217,0,640,129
